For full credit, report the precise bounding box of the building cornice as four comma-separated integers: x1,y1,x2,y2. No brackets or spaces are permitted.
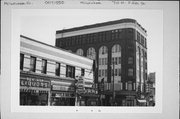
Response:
56,19,147,39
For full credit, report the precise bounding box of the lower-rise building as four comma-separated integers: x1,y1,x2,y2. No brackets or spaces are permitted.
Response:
20,35,96,106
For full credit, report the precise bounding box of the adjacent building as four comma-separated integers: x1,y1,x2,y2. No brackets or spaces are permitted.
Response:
146,72,155,106
20,35,96,106
55,18,148,106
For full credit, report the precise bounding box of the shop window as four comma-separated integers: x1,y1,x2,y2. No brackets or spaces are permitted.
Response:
128,68,133,77
20,53,24,70
66,65,75,78
81,68,85,76
41,59,47,74
30,56,36,72
55,62,60,76
128,57,133,64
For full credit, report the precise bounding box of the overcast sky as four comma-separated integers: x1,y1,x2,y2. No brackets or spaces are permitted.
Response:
21,9,163,74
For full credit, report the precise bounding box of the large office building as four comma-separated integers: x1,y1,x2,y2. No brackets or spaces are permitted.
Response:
20,35,97,106
55,18,148,106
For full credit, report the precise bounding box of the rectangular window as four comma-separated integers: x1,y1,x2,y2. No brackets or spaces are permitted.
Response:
30,56,36,72
125,82,128,90
128,68,133,76
115,69,118,76
105,69,107,77
55,62,60,76
128,82,132,91
81,68,85,76
41,59,47,74
112,57,115,64
118,68,121,76
118,57,121,64
115,57,118,65
133,83,136,90
137,32,140,42
102,58,104,65
111,69,114,76
20,53,24,70
115,30,118,39
66,65,75,78
98,69,101,77
112,30,115,40
141,35,144,45
102,69,104,77
128,57,133,64
99,58,101,65
104,58,107,65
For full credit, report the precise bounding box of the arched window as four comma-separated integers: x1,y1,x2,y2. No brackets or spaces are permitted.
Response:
87,47,96,60
112,44,121,53
99,46,108,55
98,46,108,83
76,49,84,56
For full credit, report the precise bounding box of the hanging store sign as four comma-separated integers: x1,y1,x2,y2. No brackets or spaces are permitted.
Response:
52,85,74,91
20,77,50,88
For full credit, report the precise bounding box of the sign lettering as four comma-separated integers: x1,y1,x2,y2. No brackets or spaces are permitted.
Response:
20,78,50,88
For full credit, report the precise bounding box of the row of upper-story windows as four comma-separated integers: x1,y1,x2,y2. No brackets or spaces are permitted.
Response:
59,29,130,47
76,44,121,59
137,31,147,48
103,82,136,91
20,53,85,78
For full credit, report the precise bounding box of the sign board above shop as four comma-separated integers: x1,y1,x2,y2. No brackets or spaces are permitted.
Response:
52,85,74,91
20,77,50,88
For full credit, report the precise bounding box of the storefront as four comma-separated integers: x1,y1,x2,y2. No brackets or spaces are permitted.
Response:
50,82,75,106
78,88,99,106
20,76,51,106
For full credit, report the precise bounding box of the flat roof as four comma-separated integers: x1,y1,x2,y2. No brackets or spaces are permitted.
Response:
56,18,147,34
20,35,93,61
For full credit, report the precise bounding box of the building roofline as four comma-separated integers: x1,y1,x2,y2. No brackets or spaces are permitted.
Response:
56,18,147,34
20,35,93,61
